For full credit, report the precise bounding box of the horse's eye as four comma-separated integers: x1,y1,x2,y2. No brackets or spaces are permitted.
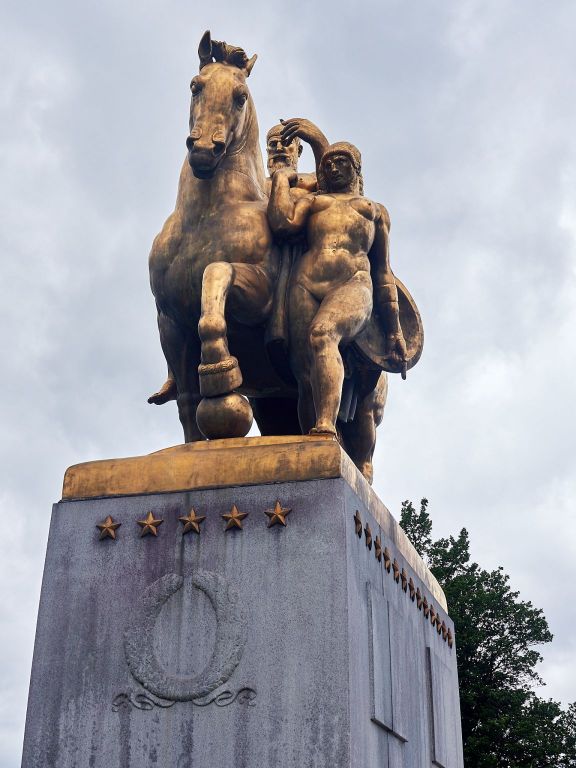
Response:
235,91,248,108
191,80,202,95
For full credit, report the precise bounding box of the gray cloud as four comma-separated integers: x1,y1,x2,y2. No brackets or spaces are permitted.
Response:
1,0,575,763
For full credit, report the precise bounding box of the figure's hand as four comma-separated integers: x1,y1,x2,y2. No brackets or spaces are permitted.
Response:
280,118,327,148
386,332,408,378
271,167,298,186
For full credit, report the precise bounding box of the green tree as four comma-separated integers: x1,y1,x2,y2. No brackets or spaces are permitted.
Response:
400,499,576,768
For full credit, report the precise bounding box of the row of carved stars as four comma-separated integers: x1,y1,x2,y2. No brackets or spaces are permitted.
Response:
96,501,291,539
353,510,454,649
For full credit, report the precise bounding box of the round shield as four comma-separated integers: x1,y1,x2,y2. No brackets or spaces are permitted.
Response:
354,276,424,374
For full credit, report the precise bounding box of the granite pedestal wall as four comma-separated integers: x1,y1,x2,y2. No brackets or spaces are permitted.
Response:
22,436,463,768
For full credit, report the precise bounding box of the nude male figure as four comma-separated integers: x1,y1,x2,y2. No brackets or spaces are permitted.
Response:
147,119,328,406
268,141,407,437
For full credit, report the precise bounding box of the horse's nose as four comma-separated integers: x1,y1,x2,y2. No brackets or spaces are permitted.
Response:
212,138,226,157
187,134,226,157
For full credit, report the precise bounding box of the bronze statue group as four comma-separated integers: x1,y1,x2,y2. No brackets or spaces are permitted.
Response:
147,32,423,484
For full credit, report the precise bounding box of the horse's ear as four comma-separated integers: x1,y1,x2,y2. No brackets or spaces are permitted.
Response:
245,54,257,77
198,30,213,69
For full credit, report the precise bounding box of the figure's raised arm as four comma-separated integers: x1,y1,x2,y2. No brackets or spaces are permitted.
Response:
370,204,407,368
280,118,329,174
267,168,313,238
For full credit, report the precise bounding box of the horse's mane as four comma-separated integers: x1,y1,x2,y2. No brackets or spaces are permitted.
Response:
200,39,252,71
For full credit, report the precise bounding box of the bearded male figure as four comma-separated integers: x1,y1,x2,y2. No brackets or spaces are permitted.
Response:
265,119,328,195
268,141,407,439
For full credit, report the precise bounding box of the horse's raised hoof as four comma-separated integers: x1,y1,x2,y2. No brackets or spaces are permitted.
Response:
196,393,253,440
198,356,243,397
147,377,177,405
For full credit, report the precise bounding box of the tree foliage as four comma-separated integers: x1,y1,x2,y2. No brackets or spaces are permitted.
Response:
400,499,576,768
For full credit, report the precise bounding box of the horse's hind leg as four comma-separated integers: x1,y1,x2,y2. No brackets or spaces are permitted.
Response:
157,311,203,442
340,373,388,484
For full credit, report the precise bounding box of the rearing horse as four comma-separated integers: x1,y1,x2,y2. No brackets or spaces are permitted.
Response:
149,31,299,441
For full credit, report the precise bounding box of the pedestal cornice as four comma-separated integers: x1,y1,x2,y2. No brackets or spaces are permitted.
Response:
62,435,446,609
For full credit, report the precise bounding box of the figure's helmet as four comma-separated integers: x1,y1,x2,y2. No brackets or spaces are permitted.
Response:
319,141,364,194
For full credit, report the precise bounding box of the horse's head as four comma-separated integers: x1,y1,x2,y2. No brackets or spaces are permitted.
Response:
186,31,257,179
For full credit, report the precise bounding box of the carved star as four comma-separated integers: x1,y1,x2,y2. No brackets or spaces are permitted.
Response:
409,577,416,601
364,522,372,550
222,504,248,531
441,621,448,641
178,508,206,535
447,628,454,648
416,587,423,609
383,547,391,572
423,597,430,617
96,515,121,540
401,568,408,592
137,511,164,537
430,605,437,626
353,510,362,537
265,500,291,528
392,558,400,583
374,535,382,562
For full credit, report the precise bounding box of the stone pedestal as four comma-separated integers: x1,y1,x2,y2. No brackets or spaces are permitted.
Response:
22,436,464,768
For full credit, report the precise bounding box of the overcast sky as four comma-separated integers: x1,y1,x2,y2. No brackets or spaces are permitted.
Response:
1,0,575,764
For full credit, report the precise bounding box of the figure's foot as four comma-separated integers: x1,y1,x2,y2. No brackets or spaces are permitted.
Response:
148,377,177,405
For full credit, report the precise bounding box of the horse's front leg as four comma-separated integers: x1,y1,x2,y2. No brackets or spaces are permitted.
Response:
197,262,243,397
196,261,272,438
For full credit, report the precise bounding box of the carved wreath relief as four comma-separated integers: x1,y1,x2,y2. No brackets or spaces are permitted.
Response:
119,570,252,709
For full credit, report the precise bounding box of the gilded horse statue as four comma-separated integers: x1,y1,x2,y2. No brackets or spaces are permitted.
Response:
148,31,423,483
149,31,297,442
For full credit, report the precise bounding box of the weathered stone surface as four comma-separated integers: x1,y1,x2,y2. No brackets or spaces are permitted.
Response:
61,435,447,609
22,475,463,767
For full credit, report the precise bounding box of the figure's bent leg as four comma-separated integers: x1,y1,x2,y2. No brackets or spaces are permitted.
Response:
309,326,343,436
309,274,373,435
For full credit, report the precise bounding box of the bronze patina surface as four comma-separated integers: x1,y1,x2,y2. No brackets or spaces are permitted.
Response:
63,435,347,500
146,30,423,485
178,508,206,535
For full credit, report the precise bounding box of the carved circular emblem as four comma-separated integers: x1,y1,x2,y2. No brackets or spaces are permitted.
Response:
123,570,247,701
